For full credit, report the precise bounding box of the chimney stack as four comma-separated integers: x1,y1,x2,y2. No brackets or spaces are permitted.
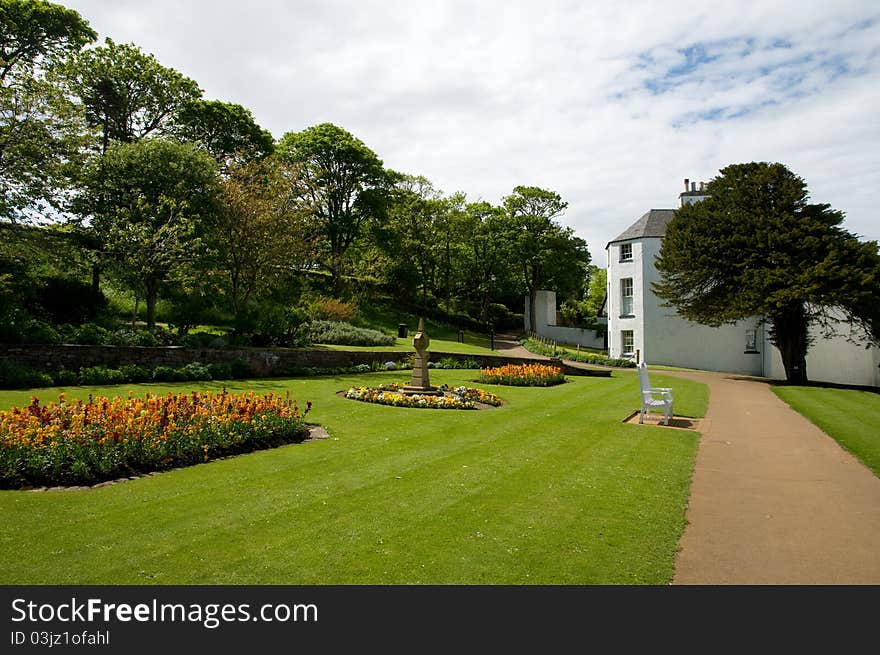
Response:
699,181,704,191
683,178,689,191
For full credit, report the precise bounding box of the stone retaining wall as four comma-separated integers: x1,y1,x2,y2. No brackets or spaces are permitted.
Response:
0,344,610,377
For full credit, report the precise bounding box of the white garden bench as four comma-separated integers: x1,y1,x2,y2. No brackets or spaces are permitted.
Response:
637,362,673,425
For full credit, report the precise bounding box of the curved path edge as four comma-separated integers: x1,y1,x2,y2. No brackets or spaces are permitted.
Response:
668,370,880,584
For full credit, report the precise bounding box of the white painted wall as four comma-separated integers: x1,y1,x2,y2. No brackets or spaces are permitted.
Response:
606,240,644,358
604,191,880,385
640,237,765,375
523,290,606,350
763,317,880,387
539,324,606,350
523,290,555,333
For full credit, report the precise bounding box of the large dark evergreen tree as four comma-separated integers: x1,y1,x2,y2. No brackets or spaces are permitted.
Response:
654,162,880,384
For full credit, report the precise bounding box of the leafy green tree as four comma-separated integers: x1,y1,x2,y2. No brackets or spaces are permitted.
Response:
211,155,312,324
654,162,880,384
384,173,446,305
0,0,96,221
583,265,607,317
67,37,203,296
276,123,387,291
78,139,218,328
0,0,95,81
502,185,591,332
458,200,510,323
171,99,273,168
68,38,201,154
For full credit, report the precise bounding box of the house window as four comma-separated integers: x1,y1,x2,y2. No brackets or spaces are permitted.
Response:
621,330,634,356
619,243,632,262
621,278,633,316
745,329,758,353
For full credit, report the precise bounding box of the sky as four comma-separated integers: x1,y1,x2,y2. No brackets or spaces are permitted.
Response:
62,0,880,266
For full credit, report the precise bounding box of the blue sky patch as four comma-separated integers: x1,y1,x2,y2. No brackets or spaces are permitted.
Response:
620,24,878,128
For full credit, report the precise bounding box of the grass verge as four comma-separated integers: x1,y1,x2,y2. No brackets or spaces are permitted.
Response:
772,385,880,477
0,369,706,584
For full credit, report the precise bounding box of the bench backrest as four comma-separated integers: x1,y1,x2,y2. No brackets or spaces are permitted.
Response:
637,362,651,392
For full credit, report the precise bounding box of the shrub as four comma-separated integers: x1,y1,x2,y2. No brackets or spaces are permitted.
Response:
434,357,480,370
250,305,310,346
119,364,151,383
178,362,212,381
73,323,110,345
521,338,632,368
78,366,126,386
309,297,358,322
151,366,184,382
0,360,54,389
151,326,177,346
486,303,511,326
35,276,106,324
181,331,227,349
0,391,312,487
230,358,252,379
309,320,395,347
109,329,159,347
207,362,233,380
52,369,78,386
22,320,61,345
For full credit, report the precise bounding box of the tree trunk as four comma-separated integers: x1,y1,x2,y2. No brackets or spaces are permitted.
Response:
770,303,809,384
91,262,101,301
145,282,158,330
528,287,538,334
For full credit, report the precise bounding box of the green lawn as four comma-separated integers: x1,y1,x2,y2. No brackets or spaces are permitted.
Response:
0,369,707,584
773,385,880,477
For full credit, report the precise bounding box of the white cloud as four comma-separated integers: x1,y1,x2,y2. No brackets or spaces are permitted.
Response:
63,0,880,266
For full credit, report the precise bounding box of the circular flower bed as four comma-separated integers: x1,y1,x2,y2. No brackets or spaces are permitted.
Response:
344,383,501,409
0,391,311,488
478,363,565,387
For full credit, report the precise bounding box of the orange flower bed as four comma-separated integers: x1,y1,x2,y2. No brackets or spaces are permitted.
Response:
0,391,311,488
478,363,565,387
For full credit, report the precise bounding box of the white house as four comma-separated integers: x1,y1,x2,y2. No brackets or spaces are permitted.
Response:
605,180,880,387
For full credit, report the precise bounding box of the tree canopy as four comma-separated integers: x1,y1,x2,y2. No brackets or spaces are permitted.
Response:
654,162,880,383
172,99,274,166
211,154,312,323
0,0,96,81
277,123,387,291
78,138,217,328
502,185,590,332
0,3,596,347
68,38,201,153
0,0,95,221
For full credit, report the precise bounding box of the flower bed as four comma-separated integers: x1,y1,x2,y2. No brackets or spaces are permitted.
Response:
344,383,501,409
478,363,565,387
0,391,311,489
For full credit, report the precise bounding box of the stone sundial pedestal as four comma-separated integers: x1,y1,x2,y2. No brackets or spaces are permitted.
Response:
401,319,444,396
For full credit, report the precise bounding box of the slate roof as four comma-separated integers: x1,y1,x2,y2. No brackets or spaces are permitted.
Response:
607,209,675,246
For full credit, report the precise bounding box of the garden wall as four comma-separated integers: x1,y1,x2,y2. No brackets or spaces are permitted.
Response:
524,290,606,350
0,344,609,378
